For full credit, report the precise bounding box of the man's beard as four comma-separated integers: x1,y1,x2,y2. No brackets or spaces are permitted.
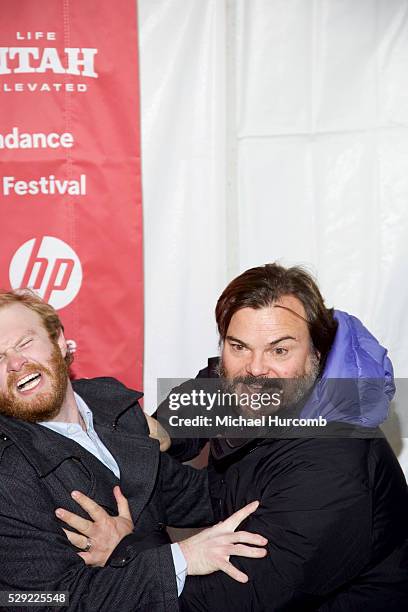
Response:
0,345,68,423
217,353,320,417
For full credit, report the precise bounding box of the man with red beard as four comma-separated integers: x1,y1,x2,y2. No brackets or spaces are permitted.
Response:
0,290,268,612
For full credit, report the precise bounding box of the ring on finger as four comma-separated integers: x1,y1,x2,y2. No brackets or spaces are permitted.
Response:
83,537,92,552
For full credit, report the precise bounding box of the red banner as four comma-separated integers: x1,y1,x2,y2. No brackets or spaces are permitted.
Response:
0,0,143,389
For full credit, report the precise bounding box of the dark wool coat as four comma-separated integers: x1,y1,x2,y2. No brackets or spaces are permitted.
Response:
0,377,213,612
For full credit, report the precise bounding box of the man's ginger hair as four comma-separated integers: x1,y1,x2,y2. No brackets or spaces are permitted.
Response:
0,289,73,366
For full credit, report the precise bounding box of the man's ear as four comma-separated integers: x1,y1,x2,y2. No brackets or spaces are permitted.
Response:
57,328,68,357
311,344,321,365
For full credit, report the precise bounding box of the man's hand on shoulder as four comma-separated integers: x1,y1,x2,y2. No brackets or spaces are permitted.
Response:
56,486,133,567
179,500,267,583
144,413,171,451
56,488,267,584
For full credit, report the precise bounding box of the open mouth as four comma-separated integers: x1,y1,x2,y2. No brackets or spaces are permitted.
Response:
241,382,270,394
16,372,42,393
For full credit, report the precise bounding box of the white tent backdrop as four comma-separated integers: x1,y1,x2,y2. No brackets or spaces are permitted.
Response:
139,0,408,477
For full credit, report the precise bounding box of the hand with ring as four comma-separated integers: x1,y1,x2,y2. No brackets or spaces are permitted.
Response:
55,485,134,567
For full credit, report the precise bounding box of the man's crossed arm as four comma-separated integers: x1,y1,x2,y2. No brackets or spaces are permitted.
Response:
57,489,268,585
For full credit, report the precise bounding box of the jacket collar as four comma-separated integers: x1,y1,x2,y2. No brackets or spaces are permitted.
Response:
0,377,143,477
72,377,143,428
300,310,395,427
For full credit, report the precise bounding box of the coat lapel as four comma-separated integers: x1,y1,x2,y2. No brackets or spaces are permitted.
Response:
95,423,160,521
0,378,160,520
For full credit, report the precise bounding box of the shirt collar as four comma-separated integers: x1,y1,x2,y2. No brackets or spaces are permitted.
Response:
74,392,94,432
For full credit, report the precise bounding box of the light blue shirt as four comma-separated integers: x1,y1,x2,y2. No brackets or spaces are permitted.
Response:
40,392,187,595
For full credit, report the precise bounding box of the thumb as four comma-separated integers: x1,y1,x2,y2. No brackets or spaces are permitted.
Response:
113,486,132,519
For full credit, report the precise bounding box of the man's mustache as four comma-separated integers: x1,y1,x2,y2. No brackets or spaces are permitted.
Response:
226,376,285,392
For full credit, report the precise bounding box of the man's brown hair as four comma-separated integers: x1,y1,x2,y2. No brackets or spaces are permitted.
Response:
215,263,337,368
0,289,73,366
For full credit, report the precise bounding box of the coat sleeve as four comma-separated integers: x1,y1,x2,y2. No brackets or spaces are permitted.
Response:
153,361,220,463
107,452,215,565
181,440,373,611
154,385,208,462
0,461,179,612
158,450,214,527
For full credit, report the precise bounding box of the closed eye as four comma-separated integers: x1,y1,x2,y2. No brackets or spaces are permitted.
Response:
18,339,33,349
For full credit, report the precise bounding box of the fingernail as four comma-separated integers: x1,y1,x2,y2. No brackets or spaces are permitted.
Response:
55,509,63,518
71,490,80,499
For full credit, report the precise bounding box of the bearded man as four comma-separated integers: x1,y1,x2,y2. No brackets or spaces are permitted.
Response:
0,290,269,612
158,263,408,611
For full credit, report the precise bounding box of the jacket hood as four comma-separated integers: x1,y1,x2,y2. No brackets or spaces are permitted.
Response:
300,310,395,427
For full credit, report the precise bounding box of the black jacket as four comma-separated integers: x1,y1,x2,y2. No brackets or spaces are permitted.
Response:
158,360,408,611
180,430,408,611
0,377,213,612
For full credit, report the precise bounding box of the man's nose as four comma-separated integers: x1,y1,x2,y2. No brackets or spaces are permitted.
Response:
245,352,270,377
6,349,28,372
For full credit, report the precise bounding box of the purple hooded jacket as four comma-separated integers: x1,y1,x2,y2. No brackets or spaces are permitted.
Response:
300,310,395,427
